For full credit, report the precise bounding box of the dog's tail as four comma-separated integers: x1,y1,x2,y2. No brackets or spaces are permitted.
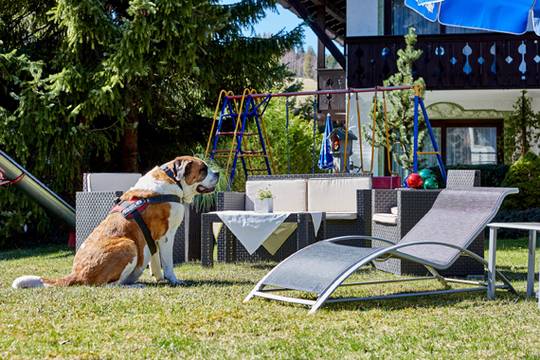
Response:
12,274,78,288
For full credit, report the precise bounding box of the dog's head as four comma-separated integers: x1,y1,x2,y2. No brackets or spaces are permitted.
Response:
164,156,219,202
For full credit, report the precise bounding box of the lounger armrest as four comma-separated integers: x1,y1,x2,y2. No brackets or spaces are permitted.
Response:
398,189,441,234
356,189,372,236
217,191,246,211
372,189,397,214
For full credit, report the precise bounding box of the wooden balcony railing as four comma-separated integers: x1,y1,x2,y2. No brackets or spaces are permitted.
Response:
347,32,540,90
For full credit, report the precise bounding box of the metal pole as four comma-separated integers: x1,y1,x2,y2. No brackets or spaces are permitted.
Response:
413,95,420,173
225,85,414,100
418,97,447,183
312,97,317,174
286,97,291,174
0,150,75,228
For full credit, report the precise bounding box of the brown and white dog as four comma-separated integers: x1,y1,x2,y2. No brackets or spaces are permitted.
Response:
12,156,219,288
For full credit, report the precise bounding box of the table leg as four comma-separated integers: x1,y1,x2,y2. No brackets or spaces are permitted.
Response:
296,214,309,250
201,215,213,267
527,230,537,297
318,213,326,242
487,227,498,300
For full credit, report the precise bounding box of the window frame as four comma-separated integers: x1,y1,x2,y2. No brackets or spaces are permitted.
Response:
429,119,504,166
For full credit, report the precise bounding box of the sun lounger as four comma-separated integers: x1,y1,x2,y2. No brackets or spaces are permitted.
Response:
244,187,518,314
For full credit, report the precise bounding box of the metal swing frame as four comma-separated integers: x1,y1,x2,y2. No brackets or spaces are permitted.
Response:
206,84,446,187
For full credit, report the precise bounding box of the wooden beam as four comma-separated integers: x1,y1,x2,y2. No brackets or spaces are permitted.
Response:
316,2,325,69
310,0,345,23
285,0,346,68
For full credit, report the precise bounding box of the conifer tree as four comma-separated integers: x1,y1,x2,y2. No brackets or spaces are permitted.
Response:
504,90,540,163
0,0,302,244
303,46,316,79
367,27,425,173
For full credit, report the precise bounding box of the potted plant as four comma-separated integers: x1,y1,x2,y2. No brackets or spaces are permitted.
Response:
255,188,273,213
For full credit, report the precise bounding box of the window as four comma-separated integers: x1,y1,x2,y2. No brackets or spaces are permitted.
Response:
421,120,502,167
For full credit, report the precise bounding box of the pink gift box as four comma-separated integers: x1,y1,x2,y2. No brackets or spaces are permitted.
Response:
372,176,402,189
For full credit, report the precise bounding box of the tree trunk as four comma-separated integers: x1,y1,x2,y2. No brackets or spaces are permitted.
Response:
121,109,139,172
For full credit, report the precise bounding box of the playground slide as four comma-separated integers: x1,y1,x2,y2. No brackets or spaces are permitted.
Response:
0,150,75,228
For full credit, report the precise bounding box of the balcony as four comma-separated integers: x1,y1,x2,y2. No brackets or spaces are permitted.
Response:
347,32,540,90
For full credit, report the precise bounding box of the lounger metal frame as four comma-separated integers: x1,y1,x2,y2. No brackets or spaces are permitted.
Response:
244,235,516,314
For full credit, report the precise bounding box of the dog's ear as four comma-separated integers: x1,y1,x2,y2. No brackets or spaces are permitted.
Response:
174,159,192,182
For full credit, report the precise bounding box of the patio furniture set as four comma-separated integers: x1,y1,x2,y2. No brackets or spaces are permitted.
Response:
202,171,483,276
74,169,539,312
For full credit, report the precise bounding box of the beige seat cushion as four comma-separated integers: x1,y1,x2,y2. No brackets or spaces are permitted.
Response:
245,179,307,212
373,213,398,225
325,212,357,220
307,177,372,213
84,173,141,192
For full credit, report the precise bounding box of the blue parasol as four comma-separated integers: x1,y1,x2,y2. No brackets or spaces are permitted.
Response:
405,0,540,35
318,113,334,170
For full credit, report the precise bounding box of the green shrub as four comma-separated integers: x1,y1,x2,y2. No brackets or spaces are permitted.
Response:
501,152,540,210
493,208,540,238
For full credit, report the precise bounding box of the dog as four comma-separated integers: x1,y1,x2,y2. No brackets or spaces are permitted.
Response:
12,156,219,288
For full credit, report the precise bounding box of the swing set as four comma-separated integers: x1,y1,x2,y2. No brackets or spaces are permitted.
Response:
205,85,446,189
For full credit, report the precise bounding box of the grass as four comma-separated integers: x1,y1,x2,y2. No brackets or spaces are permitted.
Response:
1,239,539,359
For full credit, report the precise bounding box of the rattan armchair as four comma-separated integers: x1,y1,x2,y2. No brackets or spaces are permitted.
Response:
371,170,483,276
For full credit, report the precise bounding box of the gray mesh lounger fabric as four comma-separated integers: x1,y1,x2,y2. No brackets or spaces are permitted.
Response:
397,188,514,269
246,187,518,313
263,242,380,294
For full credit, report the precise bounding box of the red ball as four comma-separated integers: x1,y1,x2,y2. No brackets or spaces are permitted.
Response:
406,173,424,189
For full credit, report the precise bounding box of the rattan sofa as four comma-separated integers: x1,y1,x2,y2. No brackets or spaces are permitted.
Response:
207,173,373,263
371,170,483,276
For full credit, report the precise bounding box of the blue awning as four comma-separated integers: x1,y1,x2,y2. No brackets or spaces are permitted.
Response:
405,0,540,35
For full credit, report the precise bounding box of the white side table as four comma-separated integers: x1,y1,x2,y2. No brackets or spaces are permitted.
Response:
487,222,540,303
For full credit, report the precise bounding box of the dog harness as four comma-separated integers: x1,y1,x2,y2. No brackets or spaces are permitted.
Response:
110,165,184,255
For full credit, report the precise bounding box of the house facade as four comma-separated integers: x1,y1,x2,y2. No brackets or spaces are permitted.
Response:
280,0,540,175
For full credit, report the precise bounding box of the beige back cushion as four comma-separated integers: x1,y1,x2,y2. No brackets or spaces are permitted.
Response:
245,179,307,212
307,177,372,213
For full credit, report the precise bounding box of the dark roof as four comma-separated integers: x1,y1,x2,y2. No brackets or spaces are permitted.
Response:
279,0,346,44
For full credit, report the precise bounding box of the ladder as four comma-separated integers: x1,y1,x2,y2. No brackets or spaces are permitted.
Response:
412,85,447,183
205,89,274,189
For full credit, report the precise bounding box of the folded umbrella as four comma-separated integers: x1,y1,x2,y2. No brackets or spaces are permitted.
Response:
318,113,334,170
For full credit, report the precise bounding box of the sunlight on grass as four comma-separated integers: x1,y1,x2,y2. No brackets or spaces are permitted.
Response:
0,238,539,358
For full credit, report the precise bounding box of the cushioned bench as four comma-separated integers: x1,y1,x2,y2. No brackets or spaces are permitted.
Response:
214,174,373,262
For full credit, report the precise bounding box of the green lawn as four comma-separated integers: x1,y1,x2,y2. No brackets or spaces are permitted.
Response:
1,240,539,359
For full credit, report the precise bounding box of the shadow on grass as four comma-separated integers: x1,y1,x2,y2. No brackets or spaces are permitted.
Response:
0,244,72,261
247,263,277,271
324,290,526,313
137,279,255,288
496,267,535,281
